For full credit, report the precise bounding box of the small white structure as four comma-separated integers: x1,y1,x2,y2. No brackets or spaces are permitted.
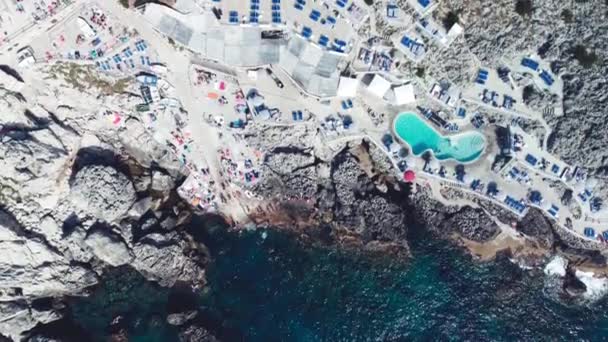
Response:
150,63,168,75
447,23,463,39
149,87,161,103
367,74,391,98
337,77,358,97
17,47,36,68
393,84,416,105
77,17,96,38
136,74,158,86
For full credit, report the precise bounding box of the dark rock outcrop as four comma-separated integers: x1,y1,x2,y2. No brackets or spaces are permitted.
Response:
412,188,501,243
69,165,137,223
563,264,587,297
516,208,556,248
250,137,411,255
178,324,219,342
440,207,501,242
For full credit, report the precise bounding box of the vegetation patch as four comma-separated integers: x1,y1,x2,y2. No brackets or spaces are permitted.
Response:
561,9,573,23
415,67,425,78
442,11,460,30
522,85,536,103
46,62,132,95
571,45,598,68
118,0,129,9
515,0,534,17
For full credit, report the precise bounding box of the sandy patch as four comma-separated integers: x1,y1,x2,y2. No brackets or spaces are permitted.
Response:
455,230,548,262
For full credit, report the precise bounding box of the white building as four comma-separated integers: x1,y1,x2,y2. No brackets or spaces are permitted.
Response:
366,74,391,98
337,77,358,97
393,84,416,105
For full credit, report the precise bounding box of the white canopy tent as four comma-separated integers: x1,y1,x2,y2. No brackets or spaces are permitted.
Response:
337,77,359,97
393,84,416,105
367,74,391,98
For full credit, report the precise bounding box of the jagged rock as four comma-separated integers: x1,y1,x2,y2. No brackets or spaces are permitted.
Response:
84,229,134,267
248,127,409,252
62,226,95,264
440,207,501,242
517,208,555,248
0,301,60,342
178,324,219,342
522,85,559,113
128,197,155,218
133,174,152,193
0,69,204,340
131,233,206,288
69,165,136,223
167,310,198,326
151,170,175,192
0,209,98,300
563,265,587,297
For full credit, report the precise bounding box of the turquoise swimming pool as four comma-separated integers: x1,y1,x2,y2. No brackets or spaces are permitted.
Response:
393,112,485,163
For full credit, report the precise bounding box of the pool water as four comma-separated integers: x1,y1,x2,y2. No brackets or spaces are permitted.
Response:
394,112,485,163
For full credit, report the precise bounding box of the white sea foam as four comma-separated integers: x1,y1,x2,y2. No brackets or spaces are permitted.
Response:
575,270,608,300
544,256,567,277
510,258,534,270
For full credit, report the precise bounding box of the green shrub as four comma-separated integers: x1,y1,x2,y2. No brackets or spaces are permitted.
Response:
571,45,598,68
442,11,459,30
415,67,425,78
561,9,573,23
515,0,533,17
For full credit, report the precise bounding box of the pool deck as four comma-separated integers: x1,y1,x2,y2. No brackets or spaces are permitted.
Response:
392,111,486,164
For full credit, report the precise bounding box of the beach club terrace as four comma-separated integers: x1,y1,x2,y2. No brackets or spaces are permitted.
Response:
216,0,357,54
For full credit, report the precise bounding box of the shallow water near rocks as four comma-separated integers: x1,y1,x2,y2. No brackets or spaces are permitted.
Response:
69,223,608,341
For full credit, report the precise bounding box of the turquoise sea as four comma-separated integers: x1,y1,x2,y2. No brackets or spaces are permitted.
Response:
66,220,608,341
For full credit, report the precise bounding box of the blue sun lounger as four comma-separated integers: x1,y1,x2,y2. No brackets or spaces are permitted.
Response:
301,26,312,38
318,35,329,46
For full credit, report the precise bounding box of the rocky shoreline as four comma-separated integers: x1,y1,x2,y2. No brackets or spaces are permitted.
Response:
1,118,607,340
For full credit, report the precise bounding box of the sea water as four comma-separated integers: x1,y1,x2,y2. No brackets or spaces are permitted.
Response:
69,224,608,341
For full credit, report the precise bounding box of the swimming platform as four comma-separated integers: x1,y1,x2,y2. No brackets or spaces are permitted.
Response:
393,112,485,163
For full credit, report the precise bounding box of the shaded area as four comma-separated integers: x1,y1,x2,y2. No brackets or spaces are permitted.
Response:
515,0,534,17
0,64,24,82
67,266,179,342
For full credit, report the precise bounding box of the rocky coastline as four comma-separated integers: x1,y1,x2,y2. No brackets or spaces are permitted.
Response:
1,117,607,341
